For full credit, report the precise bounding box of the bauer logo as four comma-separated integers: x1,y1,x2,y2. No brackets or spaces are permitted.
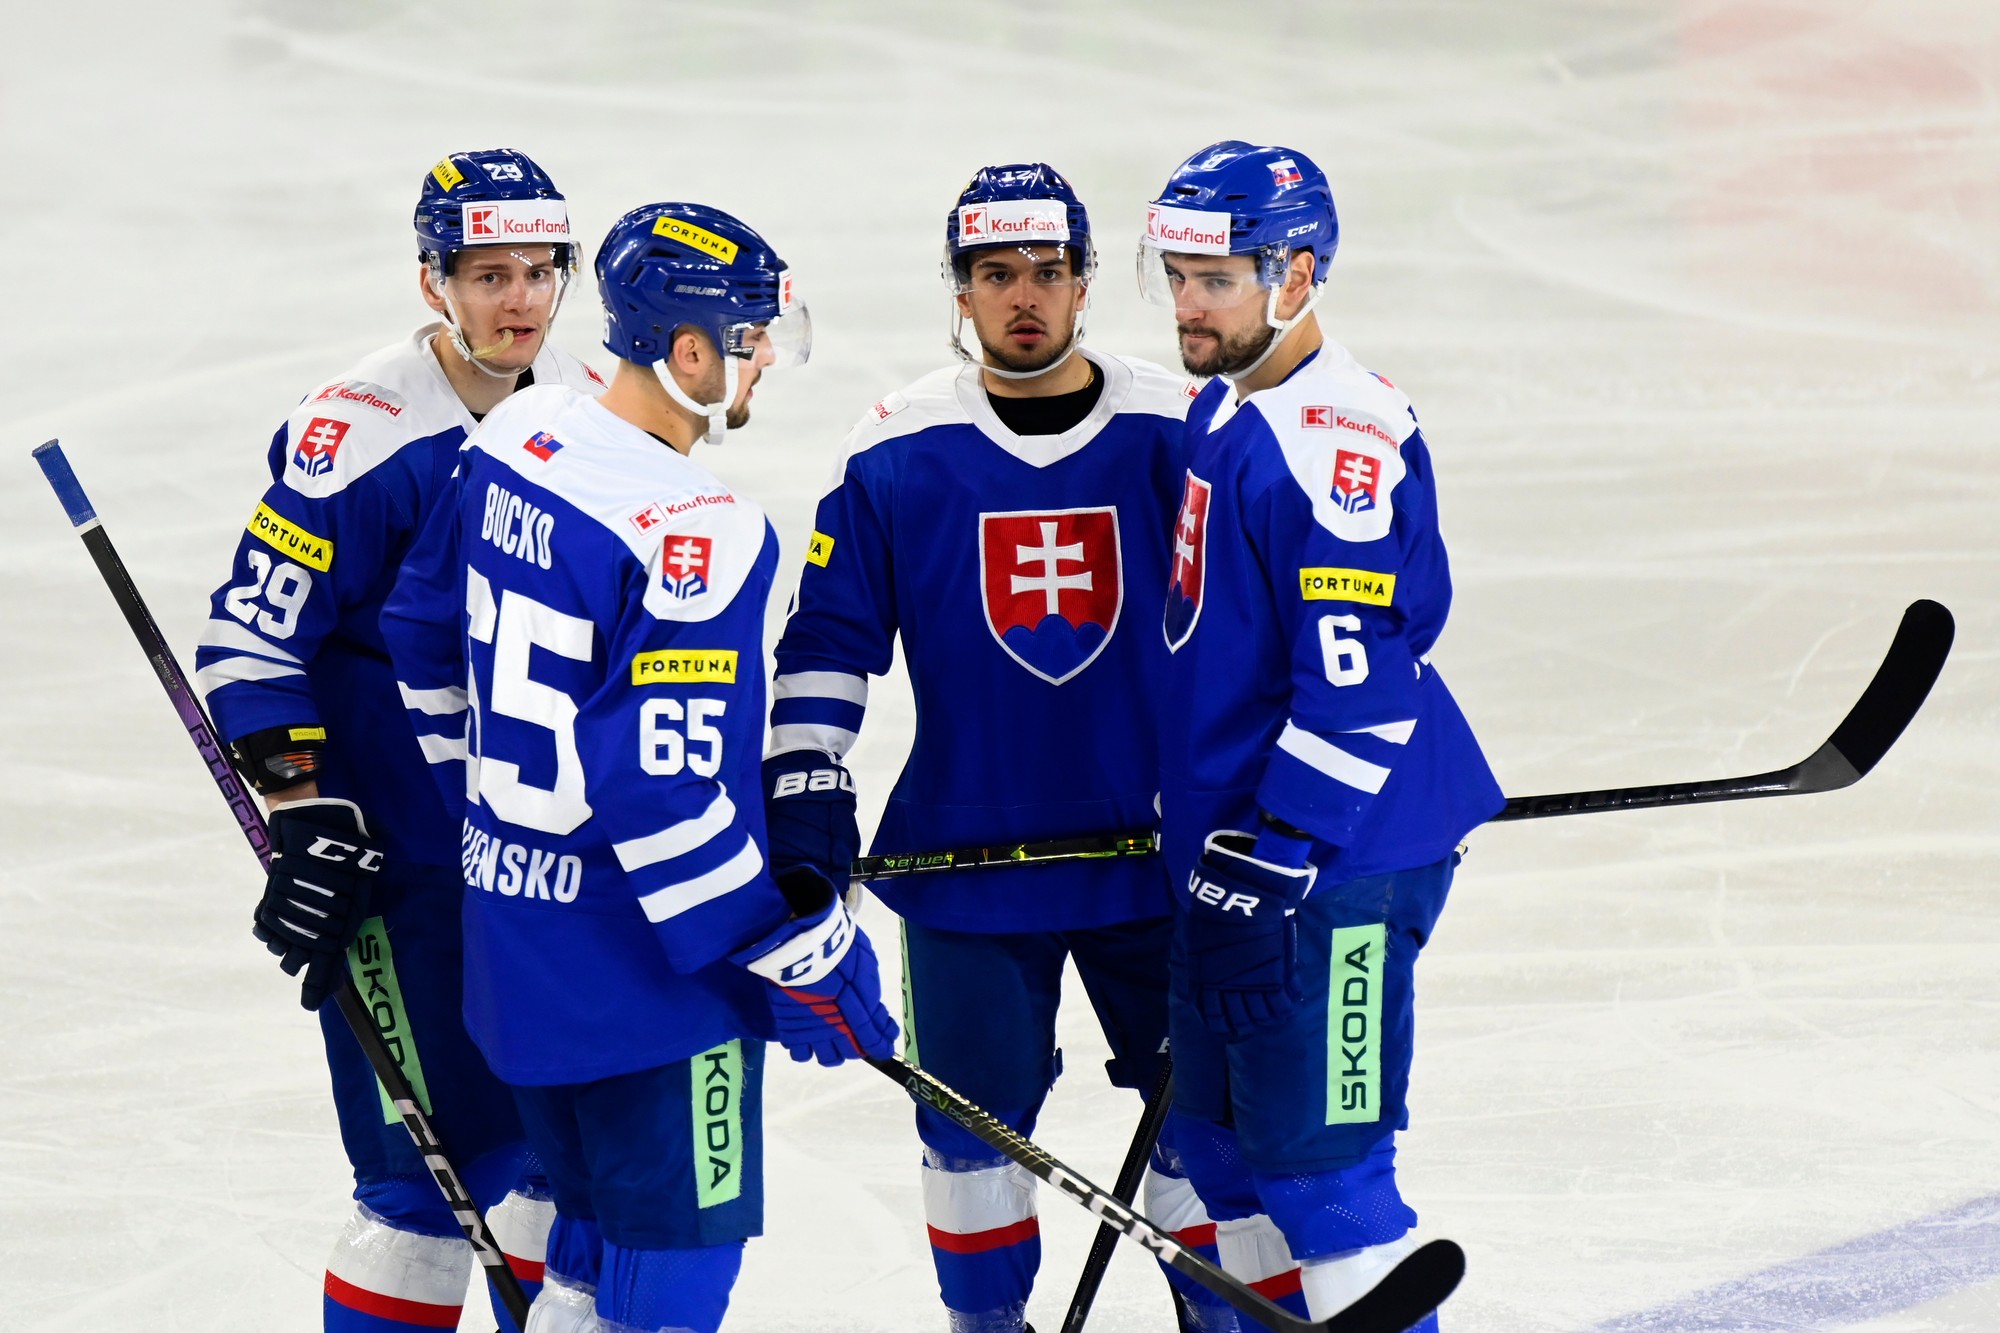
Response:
462,199,570,244
660,534,713,601
1331,449,1381,514
1145,203,1232,255
956,200,1068,247
652,215,739,263
1299,568,1397,606
292,416,349,478
630,649,738,685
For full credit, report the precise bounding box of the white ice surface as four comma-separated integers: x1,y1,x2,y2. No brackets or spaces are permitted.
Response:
2,2,1996,1330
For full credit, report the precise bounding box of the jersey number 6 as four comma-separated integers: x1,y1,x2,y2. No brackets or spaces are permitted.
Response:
1318,613,1371,687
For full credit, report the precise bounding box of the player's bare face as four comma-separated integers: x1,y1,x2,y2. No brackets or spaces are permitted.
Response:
435,247,561,372
695,333,774,430
1165,254,1274,378
959,245,1083,374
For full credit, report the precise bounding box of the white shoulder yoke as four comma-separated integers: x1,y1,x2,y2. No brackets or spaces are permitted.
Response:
1249,342,1418,545
474,386,771,623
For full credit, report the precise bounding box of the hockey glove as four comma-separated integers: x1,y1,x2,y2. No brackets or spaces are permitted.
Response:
730,866,898,1066
763,750,861,889
253,799,383,1012
1181,830,1316,1040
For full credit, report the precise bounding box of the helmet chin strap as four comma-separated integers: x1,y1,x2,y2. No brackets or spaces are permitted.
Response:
432,269,568,382
656,356,739,446
949,290,1089,383
1222,282,1323,386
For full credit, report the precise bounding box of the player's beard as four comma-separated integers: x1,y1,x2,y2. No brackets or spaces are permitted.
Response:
724,401,751,430
976,319,1076,375
1178,321,1274,378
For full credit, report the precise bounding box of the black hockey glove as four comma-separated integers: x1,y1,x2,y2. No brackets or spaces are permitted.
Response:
253,799,383,1011
762,750,860,894
1180,829,1316,1039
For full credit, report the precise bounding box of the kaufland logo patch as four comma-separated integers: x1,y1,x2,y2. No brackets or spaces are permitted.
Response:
629,504,666,535
778,268,797,313
314,380,404,418
956,200,1068,247
462,199,570,244
1145,204,1232,255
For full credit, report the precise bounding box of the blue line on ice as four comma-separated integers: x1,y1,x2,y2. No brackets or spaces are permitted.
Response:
1587,1194,2000,1331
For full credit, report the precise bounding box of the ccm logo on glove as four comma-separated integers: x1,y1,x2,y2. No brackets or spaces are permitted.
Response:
775,910,852,985
1188,872,1262,917
771,767,856,798
305,835,384,871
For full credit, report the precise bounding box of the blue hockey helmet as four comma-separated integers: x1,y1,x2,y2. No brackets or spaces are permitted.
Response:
596,202,809,444
942,162,1095,292
1137,141,1338,307
414,149,576,278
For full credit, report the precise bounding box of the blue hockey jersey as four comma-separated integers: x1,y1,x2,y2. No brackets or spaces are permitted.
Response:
1159,343,1503,892
381,384,788,1086
772,351,1193,933
194,324,606,867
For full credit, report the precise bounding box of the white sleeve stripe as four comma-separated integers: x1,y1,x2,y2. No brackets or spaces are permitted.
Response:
766,722,859,760
194,657,307,697
772,671,869,706
636,837,764,923
398,681,470,716
417,733,468,764
1275,722,1391,794
612,791,738,872
197,619,305,665
1341,719,1416,745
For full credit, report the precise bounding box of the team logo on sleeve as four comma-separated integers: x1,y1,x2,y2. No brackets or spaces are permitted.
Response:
660,534,714,601
291,417,350,478
978,508,1122,686
1332,449,1381,514
1163,473,1211,653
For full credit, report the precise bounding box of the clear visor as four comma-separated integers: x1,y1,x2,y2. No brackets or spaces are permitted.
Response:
1135,242,1283,311
442,247,569,310
944,243,1089,297
722,305,812,370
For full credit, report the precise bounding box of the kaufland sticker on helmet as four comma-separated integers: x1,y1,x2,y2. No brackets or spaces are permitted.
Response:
956,199,1069,248
460,199,571,245
1145,203,1232,255
777,268,796,314
653,215,740,264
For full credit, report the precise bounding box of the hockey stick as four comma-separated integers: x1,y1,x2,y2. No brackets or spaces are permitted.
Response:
33,441,533,1330
854,598,1955,873
1059,1054,1179,1333
870,1056,1464,1333
1492,598,1953,820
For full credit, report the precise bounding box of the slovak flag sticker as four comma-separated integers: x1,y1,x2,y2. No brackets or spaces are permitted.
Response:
523,431,564,461
292,417,350,478
1163,473,1211,653
660,534,713,600
1271,158,1303,187
1332,449,1381,514
978,508,1123,686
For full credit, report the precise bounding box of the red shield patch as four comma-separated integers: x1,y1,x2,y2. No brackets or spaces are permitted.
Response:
1163,473,1211,652
660,534,713,601
978,508,1122,685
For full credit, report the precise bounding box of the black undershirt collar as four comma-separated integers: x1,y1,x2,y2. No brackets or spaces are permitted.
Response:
985,360,1103,437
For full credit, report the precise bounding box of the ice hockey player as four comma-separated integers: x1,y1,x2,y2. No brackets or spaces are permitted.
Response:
1138,140,1504,1330
764,162,1252,1332
193,148,605,1332
381,201,897,1333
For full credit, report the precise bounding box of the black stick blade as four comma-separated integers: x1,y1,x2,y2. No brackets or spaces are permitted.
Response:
1320,1239,1465,1333
1825,599,1953,778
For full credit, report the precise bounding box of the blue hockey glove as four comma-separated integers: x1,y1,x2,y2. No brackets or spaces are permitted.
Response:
1181,829,1316,1040
762,750,860,893
253,799,383,1011
730,866,898,1066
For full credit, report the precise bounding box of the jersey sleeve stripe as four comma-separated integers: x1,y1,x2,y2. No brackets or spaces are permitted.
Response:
635,836,764,923
1275,722,1391,794
770,696,866,733
195,656,307,697
197,619,306,665
767,721,859,759
612,791,738,873
1342,718,1416,745
416,733,468,765
772,670,869,706
398,682,470,716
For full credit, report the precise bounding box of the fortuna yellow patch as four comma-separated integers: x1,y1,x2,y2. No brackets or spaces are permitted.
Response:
631,650,739,685
805,530,834,568
1299,567,1395,606
248,503,333,571
430,159,465,192
652,216,739,263
288,726,327,742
